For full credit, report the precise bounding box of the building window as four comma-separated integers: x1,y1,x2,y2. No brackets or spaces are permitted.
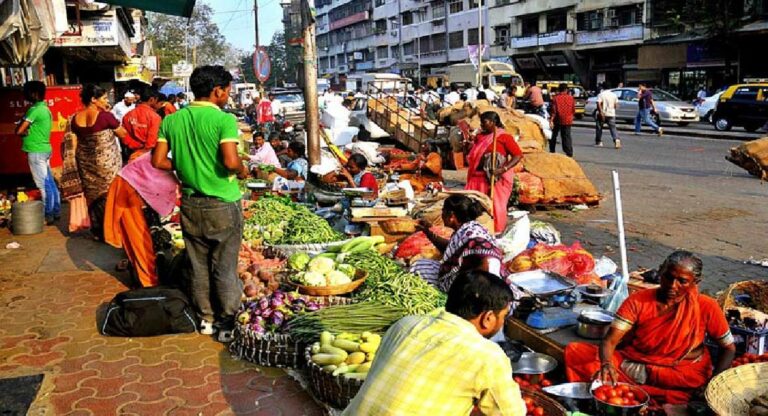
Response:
546,12,566,32
469,0,478,9
615,4,643,26
467,28,479,45
431,33,446,51
391,46,400,58
419,35,431,53
520,15,539,36
330,56,336,67
449,30,464,49
403,41,414,55
375,0,384,6
449,0,463,14
577,10,604,31
494,26,509,46
377,46,389,59
375,19,387,33
432,2,446,19
402,11,414,25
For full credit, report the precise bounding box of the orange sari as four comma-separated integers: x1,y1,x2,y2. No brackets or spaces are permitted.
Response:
565,288,731,404
398,152,443,192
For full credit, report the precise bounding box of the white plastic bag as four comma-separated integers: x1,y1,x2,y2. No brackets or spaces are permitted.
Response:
593,256,618,278
603,272,629,313
498,211,530,263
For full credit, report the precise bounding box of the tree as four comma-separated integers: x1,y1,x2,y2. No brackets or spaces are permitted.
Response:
239,31,302,87
146,4,243,75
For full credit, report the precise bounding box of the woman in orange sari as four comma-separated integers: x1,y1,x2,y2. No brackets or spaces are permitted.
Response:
465,111,523,233
565,250,736,405
396,143,443,192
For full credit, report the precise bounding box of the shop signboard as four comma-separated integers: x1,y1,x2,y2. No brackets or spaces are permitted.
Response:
0,86,83,175
54,13,132,57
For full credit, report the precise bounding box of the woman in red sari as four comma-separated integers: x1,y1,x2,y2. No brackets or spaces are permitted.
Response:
565,251,735,405
465,111,523,233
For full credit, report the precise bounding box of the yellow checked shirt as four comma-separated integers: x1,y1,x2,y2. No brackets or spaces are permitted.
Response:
342,309,526,416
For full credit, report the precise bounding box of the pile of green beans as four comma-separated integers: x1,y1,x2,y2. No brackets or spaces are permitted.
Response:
345,251,446,315
281,208,343,244
287,302,406,342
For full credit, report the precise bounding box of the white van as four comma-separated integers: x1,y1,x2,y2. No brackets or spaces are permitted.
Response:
360,73,409,95
446,61,524,95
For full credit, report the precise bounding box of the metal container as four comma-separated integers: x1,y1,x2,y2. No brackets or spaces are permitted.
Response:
511,352,558,375
591,383,650,416
576,309,615,340
11,201,43,235
509,270,577,297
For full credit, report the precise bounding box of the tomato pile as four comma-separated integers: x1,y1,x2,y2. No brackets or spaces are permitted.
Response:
732,352,768,367
522,396,544,416
592,384,647,407
513,374,553,392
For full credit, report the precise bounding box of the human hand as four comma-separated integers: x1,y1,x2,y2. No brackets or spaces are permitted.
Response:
493,167,507,177
237,165,250,180
415,218,432,233
599,362,619,385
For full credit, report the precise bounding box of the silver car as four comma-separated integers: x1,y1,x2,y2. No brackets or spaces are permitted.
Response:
585,88,700,126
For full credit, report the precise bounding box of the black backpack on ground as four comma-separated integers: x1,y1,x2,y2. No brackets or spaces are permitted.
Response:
100,286,197,337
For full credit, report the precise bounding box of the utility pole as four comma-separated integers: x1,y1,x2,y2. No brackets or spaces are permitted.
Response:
476,0,483,87
254,0,260,48
304,15,320,166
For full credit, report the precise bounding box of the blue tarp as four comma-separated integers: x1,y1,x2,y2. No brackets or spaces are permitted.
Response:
160,83,184,96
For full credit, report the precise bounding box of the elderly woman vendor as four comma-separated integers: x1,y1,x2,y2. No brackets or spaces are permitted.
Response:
565,250,735,405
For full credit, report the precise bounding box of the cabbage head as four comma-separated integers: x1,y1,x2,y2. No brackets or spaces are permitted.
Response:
289,252,311,271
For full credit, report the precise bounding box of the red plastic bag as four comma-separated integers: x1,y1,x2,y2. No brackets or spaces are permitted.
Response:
507,242,599,285
514,173,544,205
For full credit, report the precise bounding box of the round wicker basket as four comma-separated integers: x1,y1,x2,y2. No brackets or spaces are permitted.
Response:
230,295,353,368
288,269,368,296
706,362,768,416
304,345,365,409
380,218,418,235
522,388,568,416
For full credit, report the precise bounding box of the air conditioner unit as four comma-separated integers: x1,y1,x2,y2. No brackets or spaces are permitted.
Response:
390,30,398,36
608,17,619,27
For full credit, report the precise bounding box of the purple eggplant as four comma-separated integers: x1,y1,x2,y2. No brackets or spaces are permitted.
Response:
270,296,284,309
306,301,320,312
258,297,269,311
271,310,285,327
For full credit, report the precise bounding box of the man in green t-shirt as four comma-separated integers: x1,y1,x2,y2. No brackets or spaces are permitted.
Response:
152,66,249,343
15,81,60,224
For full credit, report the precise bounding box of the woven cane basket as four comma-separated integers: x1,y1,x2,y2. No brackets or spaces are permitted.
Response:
304,345,365,409
230,296,353,368
522,388,568,416
706,362,768,415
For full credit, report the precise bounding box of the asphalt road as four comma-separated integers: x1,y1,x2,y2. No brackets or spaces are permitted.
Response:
533,126,768,293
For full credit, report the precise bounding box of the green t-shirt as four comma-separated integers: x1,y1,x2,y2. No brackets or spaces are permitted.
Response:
158,101,242,202
22,101,52,153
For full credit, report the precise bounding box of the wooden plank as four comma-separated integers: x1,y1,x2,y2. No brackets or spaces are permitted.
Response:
504,318,567,363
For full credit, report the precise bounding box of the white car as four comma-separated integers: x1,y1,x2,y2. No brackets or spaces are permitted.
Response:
697,92,723,124
585,88,700,126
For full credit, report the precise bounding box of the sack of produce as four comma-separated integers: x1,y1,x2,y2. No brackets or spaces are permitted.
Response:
726,137,768,180
508,242,599,285
518,153,600,205
100,287,197,337
514,173,545,205
393,226,454,262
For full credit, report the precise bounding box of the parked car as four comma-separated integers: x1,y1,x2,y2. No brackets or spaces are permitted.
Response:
271,89,305,126
697,91,723,124
711,83,768,132
585,88,699,126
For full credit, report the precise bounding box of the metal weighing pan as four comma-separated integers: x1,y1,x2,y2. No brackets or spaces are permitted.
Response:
511,352,558,375
509,270,577,297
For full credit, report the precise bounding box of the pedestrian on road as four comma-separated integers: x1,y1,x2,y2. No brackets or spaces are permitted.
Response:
120,85,162,161
111,91,136,123
481,82,497,105
696,85,707,106
634,83,663,136
524,82,546,118
151,65,249,343
16,81,61,225
342,271,526,416
595,82,621,149
257,92,276,135
549,83,576,157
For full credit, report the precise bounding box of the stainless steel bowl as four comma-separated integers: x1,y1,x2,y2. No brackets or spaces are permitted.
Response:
511,352,558,375
576,309,615,339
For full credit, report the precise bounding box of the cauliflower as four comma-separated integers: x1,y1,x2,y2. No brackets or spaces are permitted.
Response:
325,270,352,286
289,252,311,271
301,271,327,286
307,257,336,274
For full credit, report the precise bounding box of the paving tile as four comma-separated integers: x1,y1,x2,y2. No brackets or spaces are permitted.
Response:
48,387,97,414
119,398,183,415
166,382,225,408
122,377,182,402
123,360,181,383
80,373,139,398
162,350,220,370
83,356,140,377
11,350,64,367
124,345,183,366
164,365,219,388
167,401,232,416
51,369,99,394
21,335,72,355
56,352,103,374
73,392,139,415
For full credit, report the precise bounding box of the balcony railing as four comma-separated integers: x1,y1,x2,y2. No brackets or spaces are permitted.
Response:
574,24,643,45
511,30,573,49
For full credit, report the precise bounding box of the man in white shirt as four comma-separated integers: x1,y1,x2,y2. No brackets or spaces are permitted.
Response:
269,93,283,118
464,86,478,102
481,82,497,104
111,91,136,123
696,86,707,105
595,82,621,149
444,84,461,105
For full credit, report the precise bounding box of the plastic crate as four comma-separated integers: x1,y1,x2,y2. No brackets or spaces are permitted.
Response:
707,325,768,360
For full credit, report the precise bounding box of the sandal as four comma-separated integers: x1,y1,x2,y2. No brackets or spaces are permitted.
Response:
216,329,235,343
115,259,131,272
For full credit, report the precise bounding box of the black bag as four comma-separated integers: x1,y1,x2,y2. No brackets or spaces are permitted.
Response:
100,287,197,337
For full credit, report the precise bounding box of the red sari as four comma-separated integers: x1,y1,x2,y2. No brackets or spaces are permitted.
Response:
465,129,522,233
565,288,732,404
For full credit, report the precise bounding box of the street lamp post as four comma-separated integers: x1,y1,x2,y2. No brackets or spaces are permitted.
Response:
477,0,483,86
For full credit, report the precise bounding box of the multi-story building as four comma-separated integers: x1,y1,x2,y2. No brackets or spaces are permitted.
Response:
315,0,377,84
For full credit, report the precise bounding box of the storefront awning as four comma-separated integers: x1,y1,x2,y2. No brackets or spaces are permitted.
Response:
98,0,197,18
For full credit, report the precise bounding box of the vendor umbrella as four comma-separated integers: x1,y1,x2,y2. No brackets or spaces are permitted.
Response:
159,82,184,96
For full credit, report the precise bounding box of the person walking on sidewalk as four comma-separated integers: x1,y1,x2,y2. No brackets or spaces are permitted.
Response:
595,82,622,149
16,81,61,225
549,84,576,157
151,65,249,343
634,83,663,136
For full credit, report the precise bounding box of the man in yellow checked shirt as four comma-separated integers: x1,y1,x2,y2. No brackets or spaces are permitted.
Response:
343,271,526,416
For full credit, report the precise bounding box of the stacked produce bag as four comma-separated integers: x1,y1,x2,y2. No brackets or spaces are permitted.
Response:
726,137,768,180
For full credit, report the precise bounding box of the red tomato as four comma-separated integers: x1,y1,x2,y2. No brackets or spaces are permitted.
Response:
533,407,545,416
595,392,608,402
607,388,619,398
541,379,552,387
608,397,625,406
625,391,635,400
523,374,531,381
523,397,534,406
617,385,630,394
514,376,522,383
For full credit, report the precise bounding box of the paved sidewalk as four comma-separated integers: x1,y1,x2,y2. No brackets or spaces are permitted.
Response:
0,221,322,415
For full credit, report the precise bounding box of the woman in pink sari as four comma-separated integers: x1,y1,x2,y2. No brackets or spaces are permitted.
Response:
466,111,523,233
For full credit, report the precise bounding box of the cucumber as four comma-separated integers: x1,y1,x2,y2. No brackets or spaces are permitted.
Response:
319,345,348,361
332,338,361,352
311,353,346,366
